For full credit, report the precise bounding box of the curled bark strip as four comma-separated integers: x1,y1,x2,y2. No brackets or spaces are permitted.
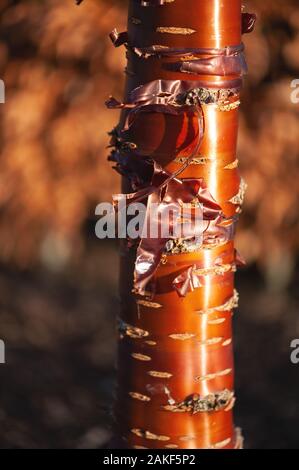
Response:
195,289,239,315
118,320,149,339
224,396,236,412
229,178,247,205
177,55,247,77
109,91,220,297
131,429,170,441
172,257,239,297
164,386,175,405
148,371,173,378
195,368,232,382
162,389,234,414
131,176,222,296
234,427,244,449
110,30,245,64
173,265,204,297
222,338,232,347
109,29,129,48
129,392,151,402
242,13,257,34
131,353,152,361
224,158,239,170
210,437,231,449
156,27,196,35
235,249,246,268
106,80,227,133
217,289,239,311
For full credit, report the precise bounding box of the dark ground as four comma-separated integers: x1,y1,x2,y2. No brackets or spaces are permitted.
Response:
235,263,299,449
0,240,298,449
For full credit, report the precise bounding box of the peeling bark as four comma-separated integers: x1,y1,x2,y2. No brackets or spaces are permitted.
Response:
102,0,255,450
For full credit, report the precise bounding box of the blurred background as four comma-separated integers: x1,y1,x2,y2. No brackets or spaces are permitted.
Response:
0,0,298,449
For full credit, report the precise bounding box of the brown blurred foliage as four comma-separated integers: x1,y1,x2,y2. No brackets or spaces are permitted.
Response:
0,0,298,288
0,0,126,268
239,0,299,288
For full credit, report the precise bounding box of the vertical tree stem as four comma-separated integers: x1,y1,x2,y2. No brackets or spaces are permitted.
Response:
108,0,253,450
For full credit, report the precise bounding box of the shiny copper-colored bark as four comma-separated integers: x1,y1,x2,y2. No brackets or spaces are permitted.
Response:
113,0,246,449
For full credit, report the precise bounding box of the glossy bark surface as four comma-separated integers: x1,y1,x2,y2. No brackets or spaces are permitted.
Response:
115,0,243,449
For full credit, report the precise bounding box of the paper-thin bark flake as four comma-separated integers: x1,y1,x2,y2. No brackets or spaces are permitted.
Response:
195,368,232,382
148,371,173,378
129,392,151,402
162,389,234,414
131,429,170,441
156,26,196,35
131,353,151,361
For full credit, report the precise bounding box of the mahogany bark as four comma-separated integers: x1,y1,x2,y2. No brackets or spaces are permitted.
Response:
105,0,255,449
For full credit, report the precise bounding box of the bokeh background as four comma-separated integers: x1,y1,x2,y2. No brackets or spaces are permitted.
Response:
0,0,298,449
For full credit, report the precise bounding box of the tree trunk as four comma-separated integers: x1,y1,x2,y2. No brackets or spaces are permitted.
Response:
105,0,255,450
